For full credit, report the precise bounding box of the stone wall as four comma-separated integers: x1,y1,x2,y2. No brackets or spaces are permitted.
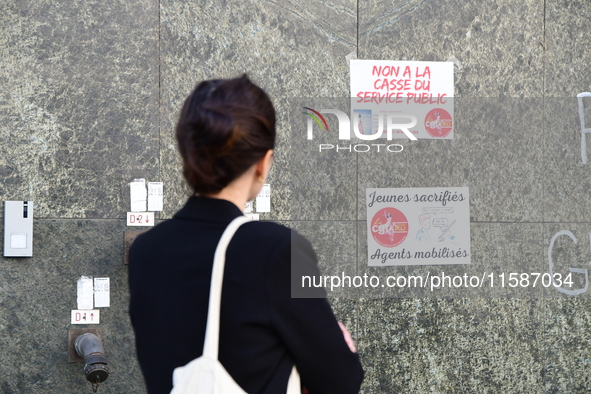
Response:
1,0,590,392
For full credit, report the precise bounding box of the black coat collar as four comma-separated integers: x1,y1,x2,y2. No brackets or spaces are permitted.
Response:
174,195,244,223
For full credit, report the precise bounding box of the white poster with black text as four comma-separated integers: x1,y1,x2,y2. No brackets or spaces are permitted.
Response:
366,187,471,266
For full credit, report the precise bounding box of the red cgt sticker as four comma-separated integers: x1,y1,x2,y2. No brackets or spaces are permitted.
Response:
370,207,408,248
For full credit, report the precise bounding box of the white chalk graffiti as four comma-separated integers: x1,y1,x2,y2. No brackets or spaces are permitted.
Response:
547,230,590,296
578,92,591,164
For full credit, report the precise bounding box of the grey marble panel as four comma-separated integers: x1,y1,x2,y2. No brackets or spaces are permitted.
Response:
358,221,546,299
543,98,591,223
542,298,591,392
357,98,546,223
159,0,357,219
0,1,159,219
287,97,357,221
541,225,591,393
357,298,544,393
544,0,591,96
0,219,145,393
359,0,544,97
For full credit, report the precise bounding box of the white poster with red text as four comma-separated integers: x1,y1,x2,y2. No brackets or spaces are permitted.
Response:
351,60,454,139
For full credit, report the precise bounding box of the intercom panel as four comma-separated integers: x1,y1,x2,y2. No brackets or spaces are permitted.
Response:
4,201,33,257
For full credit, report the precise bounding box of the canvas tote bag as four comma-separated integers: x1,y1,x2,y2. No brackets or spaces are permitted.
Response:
171,216,301,394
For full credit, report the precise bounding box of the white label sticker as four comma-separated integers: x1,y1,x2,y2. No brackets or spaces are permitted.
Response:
255,184,271,213
147,182,164,211
244,213,260,221
94,278,110,308
130,179,147,212
244,201,253,213
77,276,94,310
71,310,100,324
127,212,155,227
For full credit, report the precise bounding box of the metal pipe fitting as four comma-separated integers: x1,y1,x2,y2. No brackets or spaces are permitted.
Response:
74,333,109,385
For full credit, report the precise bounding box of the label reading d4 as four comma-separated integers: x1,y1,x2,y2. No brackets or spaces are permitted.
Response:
71,310,100,324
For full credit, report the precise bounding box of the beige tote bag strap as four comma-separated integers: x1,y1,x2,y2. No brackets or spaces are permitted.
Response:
202,216,250,359
286,365,301,394
202,215,301,393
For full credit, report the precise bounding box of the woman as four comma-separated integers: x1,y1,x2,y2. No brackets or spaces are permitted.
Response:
129,75,364,394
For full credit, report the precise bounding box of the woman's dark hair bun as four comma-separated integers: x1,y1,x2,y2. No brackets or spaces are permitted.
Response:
176,74,276,195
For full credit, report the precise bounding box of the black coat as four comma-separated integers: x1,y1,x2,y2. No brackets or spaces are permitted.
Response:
129,196,364,394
